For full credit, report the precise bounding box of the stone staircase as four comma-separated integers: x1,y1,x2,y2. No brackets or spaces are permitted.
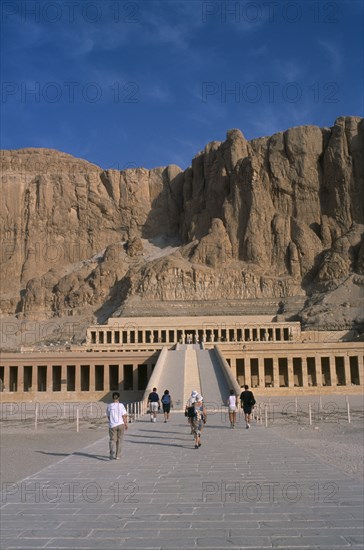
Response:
197,349,230,408
182,346,201,406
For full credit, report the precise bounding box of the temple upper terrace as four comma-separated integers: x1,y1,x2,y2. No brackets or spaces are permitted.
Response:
86,315,301,349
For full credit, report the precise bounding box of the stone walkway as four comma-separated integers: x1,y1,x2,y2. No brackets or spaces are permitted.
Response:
1,411,363,549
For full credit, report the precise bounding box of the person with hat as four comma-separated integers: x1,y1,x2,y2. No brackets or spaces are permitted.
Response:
185,390,198,433
191,393,207,449
185,390,207,447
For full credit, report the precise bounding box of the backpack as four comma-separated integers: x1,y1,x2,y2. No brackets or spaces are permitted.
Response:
187,405,196,418
162,395,170,405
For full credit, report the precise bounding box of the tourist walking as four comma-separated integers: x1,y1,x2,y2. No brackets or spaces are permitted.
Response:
185,390,198,433
147,387,160,422
227,389,238,428
240,385,256,429
190,393,207,448
161,389,173,422
185,391,207,448
106,392,128,460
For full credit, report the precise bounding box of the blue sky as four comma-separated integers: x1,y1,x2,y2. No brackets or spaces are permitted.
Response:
1,0,363,170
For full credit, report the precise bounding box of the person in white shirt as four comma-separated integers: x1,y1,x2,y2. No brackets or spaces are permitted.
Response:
227,389,238,428
106,392,128,460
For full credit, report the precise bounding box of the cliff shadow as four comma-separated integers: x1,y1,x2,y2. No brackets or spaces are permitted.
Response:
141,167,184,243
94,275,132,324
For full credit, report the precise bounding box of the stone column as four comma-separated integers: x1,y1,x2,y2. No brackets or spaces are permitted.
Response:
61,364,67,393
132,364,138,391
75,364,81,393
32,365,38,393
273,357,280,388
244,358,251,387
18,365,24,393
104,364,110,392
343,355,351,386
329,355,337,386
301,357,308,387
230,357,237,380
358,355,364,385
89,364,95,392
46,365,52,392
3,366,10,393
315,356,323,387
287,357,294,387
258,358,264,387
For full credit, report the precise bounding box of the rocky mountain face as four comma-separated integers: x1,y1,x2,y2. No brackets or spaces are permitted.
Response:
1,116,363,333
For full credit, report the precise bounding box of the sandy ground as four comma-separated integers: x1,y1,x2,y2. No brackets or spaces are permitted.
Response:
0,395,363,487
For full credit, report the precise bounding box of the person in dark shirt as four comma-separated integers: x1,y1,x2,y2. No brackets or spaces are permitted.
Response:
240,385,256,429
147,387,160,423
161,389,173,422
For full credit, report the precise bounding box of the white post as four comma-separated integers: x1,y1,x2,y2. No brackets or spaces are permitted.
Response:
346,396,351,424
295,396,298,415
76,407,79,432
126,404,130,423
35,402,38,431
264,404,268,428
319,395,322,412
63,402,66,419
308,403,312,426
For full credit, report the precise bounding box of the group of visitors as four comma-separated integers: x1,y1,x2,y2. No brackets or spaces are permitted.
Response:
106,385,256,458
146,387,173,422
227,385,256,429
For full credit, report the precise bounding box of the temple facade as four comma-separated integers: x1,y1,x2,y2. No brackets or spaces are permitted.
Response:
0,316,363,401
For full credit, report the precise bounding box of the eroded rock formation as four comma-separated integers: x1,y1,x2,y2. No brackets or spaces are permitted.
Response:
1,116,363,332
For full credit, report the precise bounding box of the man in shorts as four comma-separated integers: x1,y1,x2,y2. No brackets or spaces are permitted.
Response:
147,387,160,422
240,385,256,429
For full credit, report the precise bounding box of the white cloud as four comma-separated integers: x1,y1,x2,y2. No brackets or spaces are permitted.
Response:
317,40,343,72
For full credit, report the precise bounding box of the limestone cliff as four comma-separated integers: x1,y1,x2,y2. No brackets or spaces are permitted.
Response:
1,116,363,333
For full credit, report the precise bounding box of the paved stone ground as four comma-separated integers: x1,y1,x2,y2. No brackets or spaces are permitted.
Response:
1,411,363,549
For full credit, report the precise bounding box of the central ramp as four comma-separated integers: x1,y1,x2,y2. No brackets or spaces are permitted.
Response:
152,345,231,410
197,348,230,408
